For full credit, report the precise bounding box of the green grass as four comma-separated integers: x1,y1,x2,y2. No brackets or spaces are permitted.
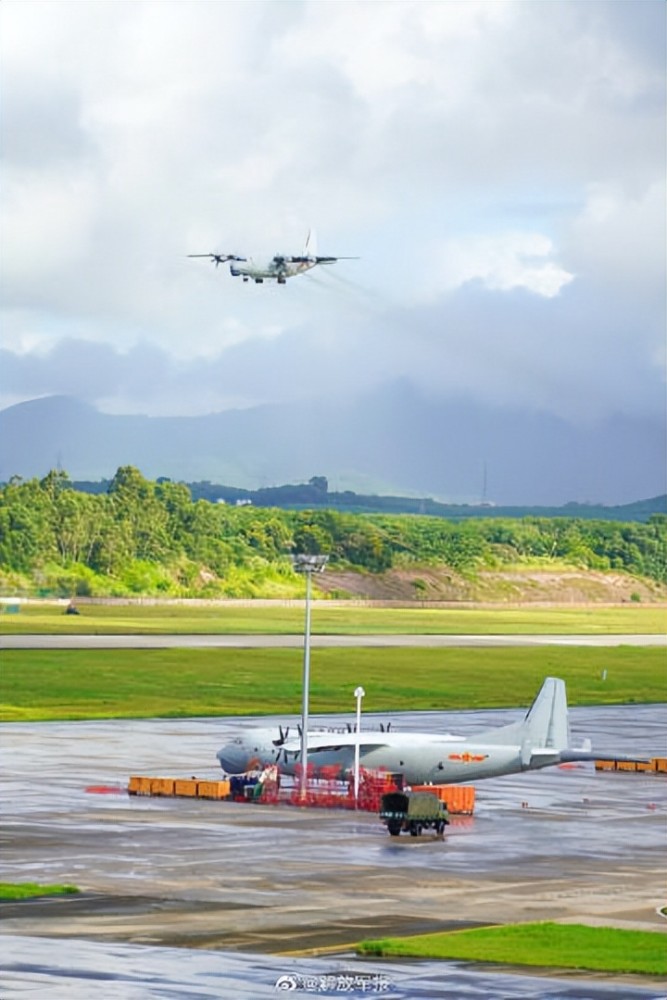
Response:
0,882,79,900
0,646,664,721
356,922,667,976
1,602,665,635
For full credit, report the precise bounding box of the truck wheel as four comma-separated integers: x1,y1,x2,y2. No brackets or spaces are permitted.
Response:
409,823,421,836
387,821,402,837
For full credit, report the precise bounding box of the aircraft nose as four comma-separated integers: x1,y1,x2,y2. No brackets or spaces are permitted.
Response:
216,744,248,775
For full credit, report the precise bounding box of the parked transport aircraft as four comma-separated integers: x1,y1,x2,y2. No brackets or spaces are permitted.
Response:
217,677,645,785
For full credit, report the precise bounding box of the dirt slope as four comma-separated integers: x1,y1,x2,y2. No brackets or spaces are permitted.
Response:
316,566,667,603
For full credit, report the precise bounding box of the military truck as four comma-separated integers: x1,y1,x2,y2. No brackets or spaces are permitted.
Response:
379,790,450,837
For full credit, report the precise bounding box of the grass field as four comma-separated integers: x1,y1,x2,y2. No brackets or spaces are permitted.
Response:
1,645,664,721
1,602,665,635
356,922,667,976
0,883,79,900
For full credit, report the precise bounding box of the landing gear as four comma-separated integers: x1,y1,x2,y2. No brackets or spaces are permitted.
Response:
255,278,264,284
277,276,286,285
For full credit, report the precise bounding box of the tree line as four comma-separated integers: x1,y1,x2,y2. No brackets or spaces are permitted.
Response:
1,467,665,597
75,474,665,522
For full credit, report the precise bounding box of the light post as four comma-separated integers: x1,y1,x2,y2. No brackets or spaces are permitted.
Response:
353,685,365,805
293,553,328,799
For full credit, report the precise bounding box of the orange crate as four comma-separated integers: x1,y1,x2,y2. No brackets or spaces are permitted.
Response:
411,784,475,814
444,786,476,814
174,779,198,797
150,778,175,796
128,776,152,795
197,780,230,799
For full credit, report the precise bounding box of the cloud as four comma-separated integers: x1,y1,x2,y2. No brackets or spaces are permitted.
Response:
426,232,574,299
0,0,664,440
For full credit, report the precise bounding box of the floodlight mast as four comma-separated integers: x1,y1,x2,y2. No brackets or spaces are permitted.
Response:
293,554,329,800
353,686,365,805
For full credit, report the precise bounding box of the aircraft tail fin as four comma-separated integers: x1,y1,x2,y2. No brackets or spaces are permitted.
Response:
483,677,570,750
305,229,317,258
522,676,570,749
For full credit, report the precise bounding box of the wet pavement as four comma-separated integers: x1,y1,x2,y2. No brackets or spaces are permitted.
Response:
2,934,666,999
1,705,666,998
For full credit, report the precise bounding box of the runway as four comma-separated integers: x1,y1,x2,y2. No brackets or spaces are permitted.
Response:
2,632,665,649
1,705,665,998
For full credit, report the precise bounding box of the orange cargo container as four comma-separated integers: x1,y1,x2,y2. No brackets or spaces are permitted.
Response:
653,757,667,773
616,761,638,772
150,778,175,796
594,760,617,771
444,785,476,814
128,776,233,799
197,780,231,799
411,784,475,815
174,779,198,797
128,776,152,795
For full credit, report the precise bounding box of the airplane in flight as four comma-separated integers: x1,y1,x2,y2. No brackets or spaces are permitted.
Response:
188,232,358,284
216,677,645,785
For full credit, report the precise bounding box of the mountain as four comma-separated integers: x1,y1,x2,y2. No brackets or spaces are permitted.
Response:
1,387,665,506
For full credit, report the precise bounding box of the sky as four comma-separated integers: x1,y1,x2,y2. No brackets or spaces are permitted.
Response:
1,0,665,432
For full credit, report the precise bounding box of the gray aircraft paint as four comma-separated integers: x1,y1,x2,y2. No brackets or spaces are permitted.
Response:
216,677,640,784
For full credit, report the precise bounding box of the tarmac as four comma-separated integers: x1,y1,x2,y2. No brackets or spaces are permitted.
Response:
2,632,666,648
1,704,666,998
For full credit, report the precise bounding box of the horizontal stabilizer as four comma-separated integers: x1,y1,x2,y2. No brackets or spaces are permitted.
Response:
558,750,651,765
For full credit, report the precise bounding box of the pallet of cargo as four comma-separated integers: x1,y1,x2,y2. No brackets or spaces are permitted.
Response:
126,771,479,813
128,776,231,799
594,757,666,774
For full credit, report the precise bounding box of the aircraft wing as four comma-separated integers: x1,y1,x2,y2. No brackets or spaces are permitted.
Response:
557,750,652,764
188,253,247,264
312,255,359,264
280,255,359,264
281,732,390,754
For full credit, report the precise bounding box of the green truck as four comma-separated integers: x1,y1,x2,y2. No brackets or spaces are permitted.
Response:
379,790,450,837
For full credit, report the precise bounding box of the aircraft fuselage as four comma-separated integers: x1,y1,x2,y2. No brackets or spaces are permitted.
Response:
230,258,315,284
216,728,559,785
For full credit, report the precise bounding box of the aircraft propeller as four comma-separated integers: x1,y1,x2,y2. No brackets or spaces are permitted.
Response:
272,724,290,747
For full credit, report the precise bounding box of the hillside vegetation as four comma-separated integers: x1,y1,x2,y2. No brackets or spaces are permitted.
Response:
0,468,665,600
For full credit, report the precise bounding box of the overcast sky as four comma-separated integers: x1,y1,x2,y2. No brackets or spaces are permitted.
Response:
1,0,665,428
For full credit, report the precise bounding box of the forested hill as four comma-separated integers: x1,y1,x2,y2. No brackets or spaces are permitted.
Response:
72,474,667,522
1,468,665,600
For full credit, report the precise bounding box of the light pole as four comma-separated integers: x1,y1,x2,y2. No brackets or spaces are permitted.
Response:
353,685,365,805
293,553,328,799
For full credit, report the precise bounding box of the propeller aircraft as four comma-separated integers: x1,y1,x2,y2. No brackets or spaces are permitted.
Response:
216,677,647,785
188,232,357,284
